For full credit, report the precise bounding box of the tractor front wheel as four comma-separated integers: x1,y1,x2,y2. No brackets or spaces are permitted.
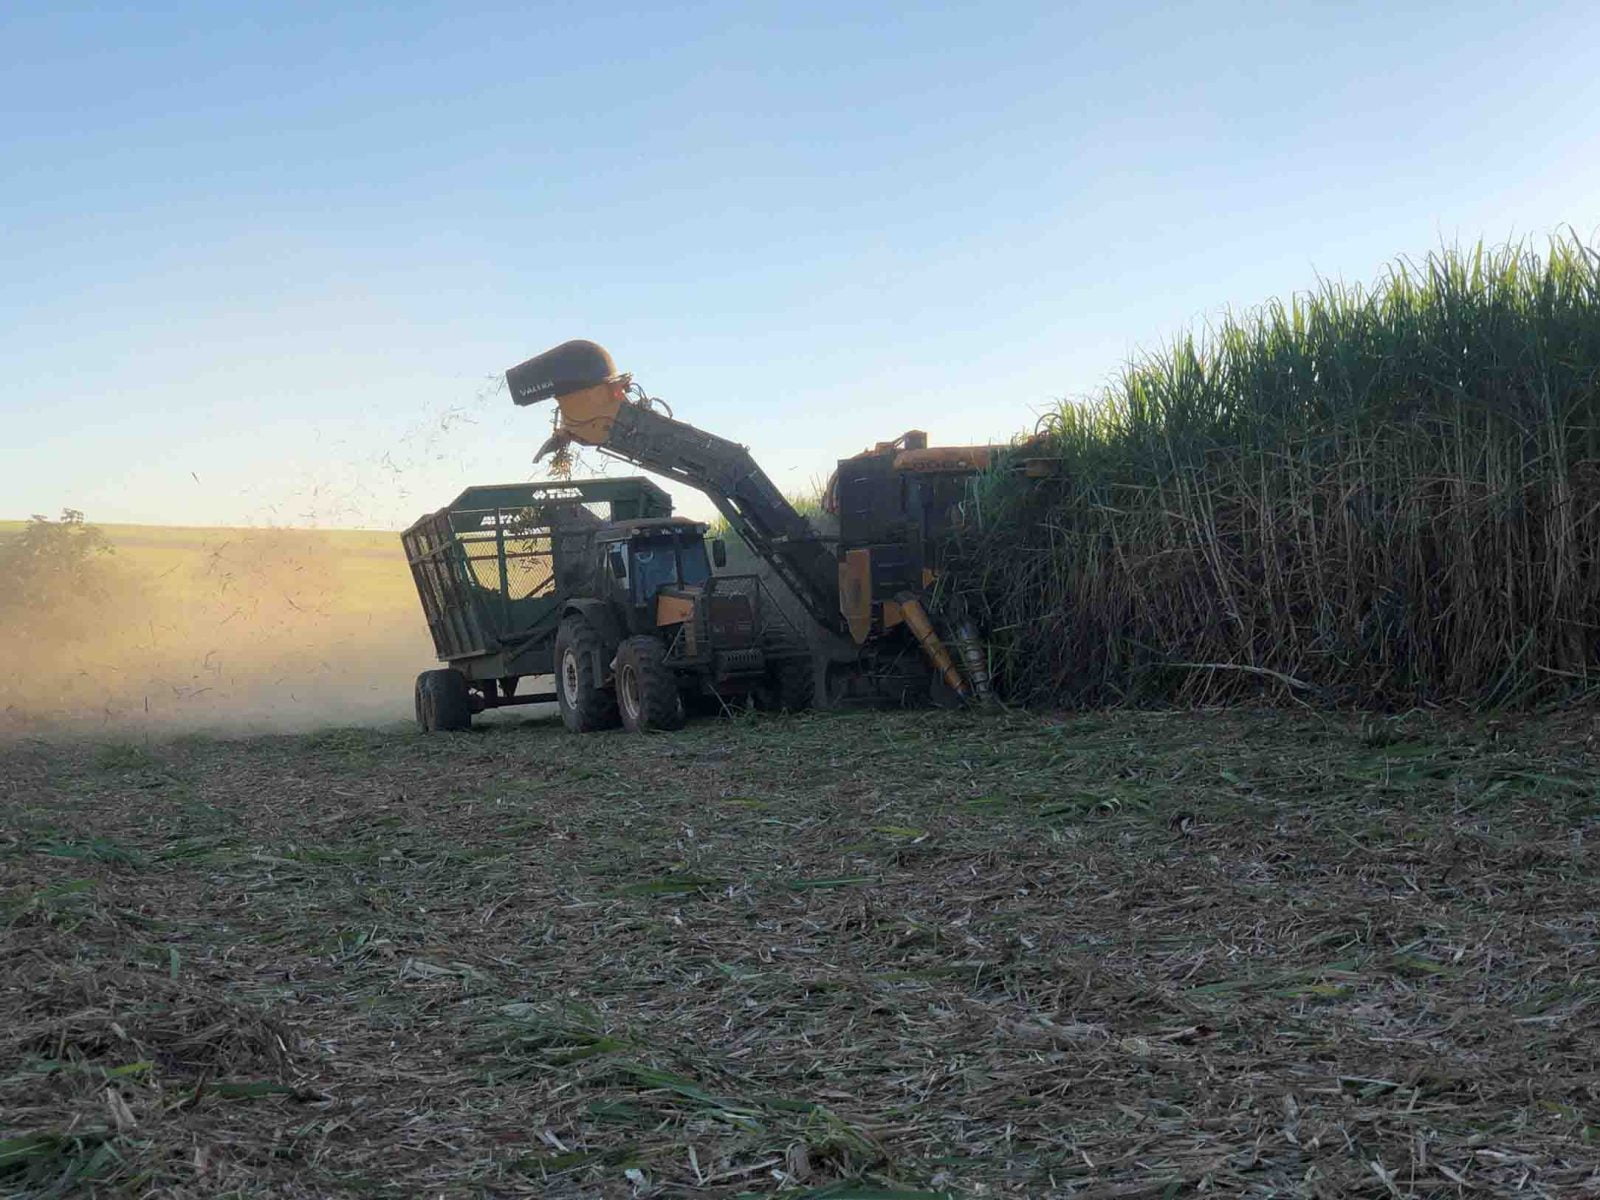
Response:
415,668,473,733
554,617,620,733
615,636,686,733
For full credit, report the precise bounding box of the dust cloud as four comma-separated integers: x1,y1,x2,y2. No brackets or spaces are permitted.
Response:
0,378,565,737
0,521,444,736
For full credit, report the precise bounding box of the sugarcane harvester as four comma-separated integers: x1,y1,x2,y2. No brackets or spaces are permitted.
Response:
504,339,996,713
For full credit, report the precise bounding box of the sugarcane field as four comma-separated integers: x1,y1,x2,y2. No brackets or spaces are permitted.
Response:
5,7,1600,1199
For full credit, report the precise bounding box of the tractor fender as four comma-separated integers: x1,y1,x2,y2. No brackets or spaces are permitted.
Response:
561,600,623,686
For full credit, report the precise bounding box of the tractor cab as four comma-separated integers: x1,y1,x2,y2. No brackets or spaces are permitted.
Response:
595,518,729,634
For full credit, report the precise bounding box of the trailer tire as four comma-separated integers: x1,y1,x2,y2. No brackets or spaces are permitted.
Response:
415,669,473,732
555,616,620,733
615,636,685,733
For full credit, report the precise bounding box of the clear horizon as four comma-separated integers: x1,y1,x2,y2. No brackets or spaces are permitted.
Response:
5,1,1598,529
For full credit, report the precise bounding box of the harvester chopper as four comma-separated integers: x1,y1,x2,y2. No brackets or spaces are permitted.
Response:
403,339,998,733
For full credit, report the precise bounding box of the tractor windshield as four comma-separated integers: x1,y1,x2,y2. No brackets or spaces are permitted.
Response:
630,532,711,602
679,538,711,586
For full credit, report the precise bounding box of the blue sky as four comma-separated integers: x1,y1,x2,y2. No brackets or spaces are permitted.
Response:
3,1,1598,528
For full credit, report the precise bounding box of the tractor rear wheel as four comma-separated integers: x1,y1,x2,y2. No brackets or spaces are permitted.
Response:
554,616,620,733
415,669,473,732
615,636,686,733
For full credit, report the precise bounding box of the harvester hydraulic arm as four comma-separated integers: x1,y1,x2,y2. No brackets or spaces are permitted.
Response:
587,400,842,634
506,341,843,636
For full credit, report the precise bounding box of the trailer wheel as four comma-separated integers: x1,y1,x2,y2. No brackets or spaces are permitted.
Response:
615,636,686,733
415,669,473,732
554,616,620,733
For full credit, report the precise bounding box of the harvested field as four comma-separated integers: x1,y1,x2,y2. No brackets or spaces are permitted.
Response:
3,708,1599,1197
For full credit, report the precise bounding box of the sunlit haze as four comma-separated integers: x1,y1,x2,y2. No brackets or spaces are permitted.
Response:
5,2,1599,527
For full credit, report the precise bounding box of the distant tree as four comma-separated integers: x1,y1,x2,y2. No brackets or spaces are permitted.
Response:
0,509,117,638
